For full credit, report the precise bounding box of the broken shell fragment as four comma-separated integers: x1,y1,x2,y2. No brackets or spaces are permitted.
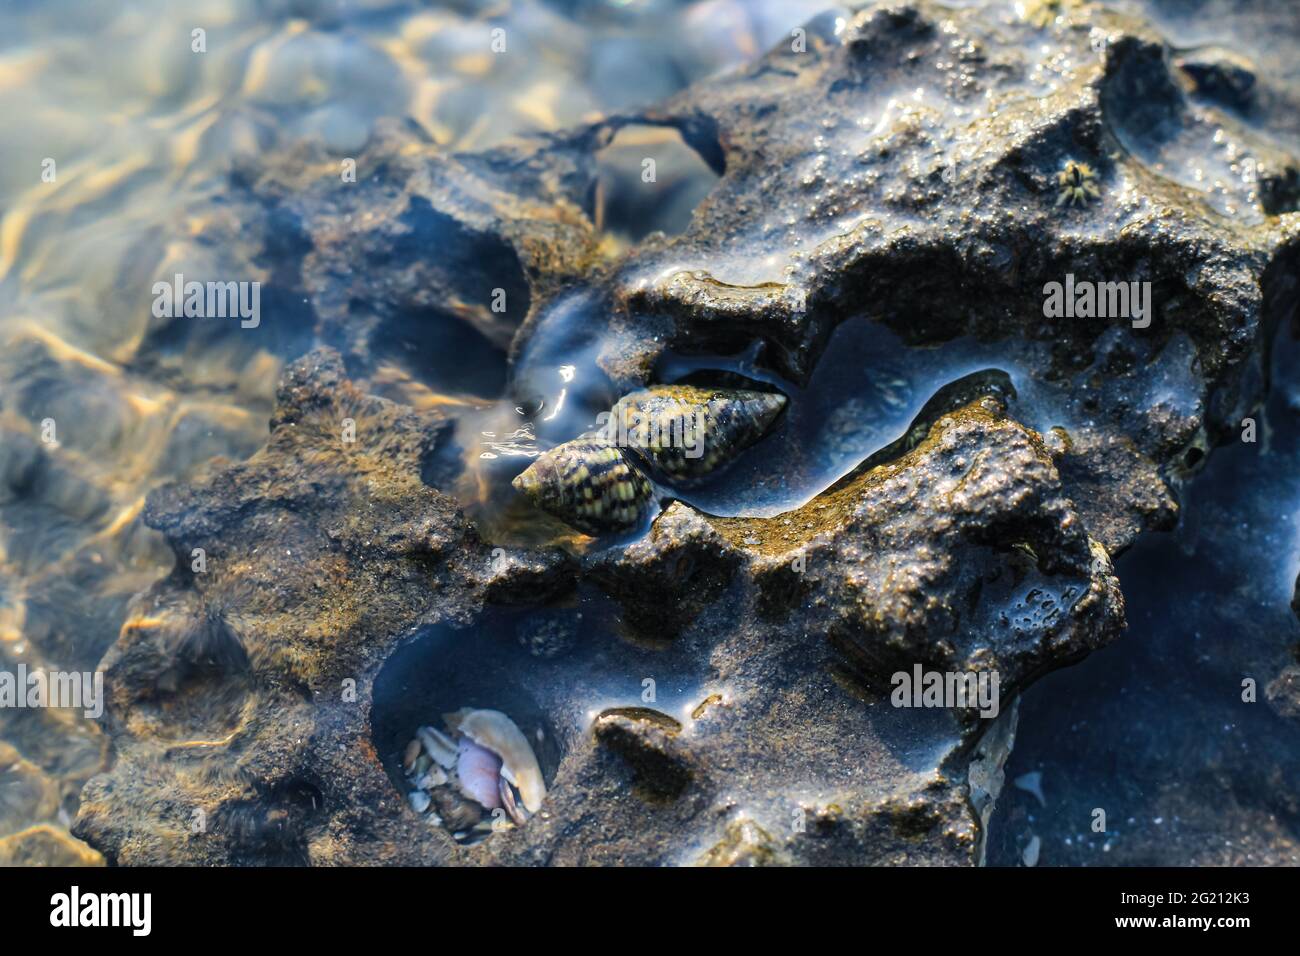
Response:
414,767,447,790
498,776,526,826
417,726,459,769
456,737,504,810
402,738,422,774
447,708,547,814
428,786,483,834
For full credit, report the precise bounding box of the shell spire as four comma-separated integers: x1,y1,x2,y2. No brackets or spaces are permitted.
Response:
607,385,786,485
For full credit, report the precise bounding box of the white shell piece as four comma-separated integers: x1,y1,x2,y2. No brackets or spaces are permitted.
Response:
447,709,547,813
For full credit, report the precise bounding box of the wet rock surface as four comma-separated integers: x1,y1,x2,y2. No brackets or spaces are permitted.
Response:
77,349,1117,865
49,0,1300,865
988,318,1300,866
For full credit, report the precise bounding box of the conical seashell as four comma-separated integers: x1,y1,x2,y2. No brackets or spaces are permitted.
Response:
512,436,654,536
605,385,786,485
446,708,547,814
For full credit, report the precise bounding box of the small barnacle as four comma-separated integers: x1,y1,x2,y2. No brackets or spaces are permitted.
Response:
1056,160,1101,208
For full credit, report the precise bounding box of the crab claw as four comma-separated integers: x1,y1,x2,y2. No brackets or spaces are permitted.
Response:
499,776,528,826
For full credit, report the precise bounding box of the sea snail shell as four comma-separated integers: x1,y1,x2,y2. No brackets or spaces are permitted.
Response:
512,384,786,535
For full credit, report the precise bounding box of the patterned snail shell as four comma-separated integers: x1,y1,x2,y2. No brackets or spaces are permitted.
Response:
606,385,787,485
512,435,655,536
512,385,787,536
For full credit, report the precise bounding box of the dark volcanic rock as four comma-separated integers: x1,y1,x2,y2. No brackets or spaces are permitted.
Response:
75,349,487,865
987,315,1300,867
75,351,1120,866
